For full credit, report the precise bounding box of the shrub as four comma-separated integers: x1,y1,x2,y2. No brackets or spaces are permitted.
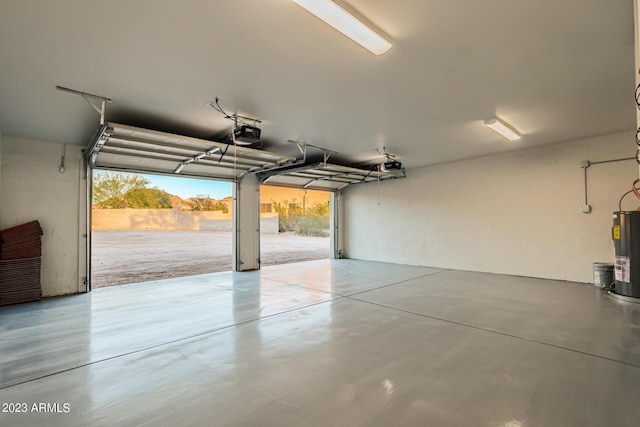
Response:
272,200,330,236
187,195,228,212
294,215,329,237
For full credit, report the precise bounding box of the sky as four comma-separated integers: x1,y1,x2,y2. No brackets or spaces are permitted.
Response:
98,171,233,200
146,174,232,199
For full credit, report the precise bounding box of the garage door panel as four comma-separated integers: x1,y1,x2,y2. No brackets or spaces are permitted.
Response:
88,123,295,180
261,163,405,191
102,144,266,169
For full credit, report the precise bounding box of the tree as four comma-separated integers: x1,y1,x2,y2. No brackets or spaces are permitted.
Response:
130,188,172,209
93,172,151,205
95,188,173,209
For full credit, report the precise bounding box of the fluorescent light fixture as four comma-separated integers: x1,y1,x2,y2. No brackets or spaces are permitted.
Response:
292,0,392,55
484,118,521,141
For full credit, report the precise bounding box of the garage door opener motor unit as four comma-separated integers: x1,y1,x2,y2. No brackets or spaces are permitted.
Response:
233,125,261,145
612,211,640,302
208,97,262,147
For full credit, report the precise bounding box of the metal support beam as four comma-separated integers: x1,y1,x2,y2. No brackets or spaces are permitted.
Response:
56,85,112,125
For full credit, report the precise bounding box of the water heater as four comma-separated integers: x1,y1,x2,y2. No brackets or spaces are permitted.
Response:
612,211,640,299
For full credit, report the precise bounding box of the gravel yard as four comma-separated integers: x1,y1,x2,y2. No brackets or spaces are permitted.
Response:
91,230,329,287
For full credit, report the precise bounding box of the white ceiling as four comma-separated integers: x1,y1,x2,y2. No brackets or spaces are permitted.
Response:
0,0,635,169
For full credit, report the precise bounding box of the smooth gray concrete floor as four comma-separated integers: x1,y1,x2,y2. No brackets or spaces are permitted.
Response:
1,259,639,426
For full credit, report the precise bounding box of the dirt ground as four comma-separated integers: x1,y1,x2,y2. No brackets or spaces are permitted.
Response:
91,230,330,288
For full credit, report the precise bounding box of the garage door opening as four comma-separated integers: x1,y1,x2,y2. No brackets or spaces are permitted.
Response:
259,185,331,267
90,170,233,288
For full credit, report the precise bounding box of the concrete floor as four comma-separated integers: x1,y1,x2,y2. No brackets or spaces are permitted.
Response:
1,259,639,426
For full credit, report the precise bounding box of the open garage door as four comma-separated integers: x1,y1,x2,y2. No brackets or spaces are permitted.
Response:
84,123,296,289
258,162,405,191
255,163,405,266
87,123,296,180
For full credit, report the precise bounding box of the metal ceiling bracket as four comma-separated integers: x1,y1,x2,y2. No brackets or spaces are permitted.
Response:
292,142,307,162
288,140,338,165
323,151,332,166
56,85,112,126
232,113,262,125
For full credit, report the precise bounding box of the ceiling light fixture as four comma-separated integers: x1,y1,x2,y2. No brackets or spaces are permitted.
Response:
484,118,522,141
292,0,392,55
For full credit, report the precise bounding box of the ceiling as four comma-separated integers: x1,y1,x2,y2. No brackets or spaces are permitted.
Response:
0,0,635,170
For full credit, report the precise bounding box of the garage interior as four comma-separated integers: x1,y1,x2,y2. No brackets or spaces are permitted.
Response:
1,1,640,426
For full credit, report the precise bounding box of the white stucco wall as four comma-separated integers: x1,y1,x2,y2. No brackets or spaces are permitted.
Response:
0,137,86,296
344,131,637,283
